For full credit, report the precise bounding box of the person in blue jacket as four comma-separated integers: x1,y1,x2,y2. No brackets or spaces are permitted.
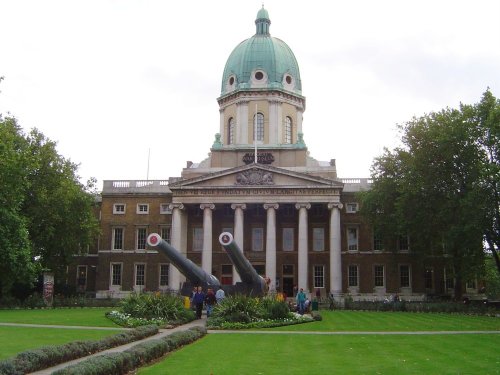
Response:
192,286,205,319
296,288,307,315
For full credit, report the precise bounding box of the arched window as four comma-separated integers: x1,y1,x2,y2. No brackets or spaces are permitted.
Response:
284,116,292,144
228,118,235,145
253,113,264,141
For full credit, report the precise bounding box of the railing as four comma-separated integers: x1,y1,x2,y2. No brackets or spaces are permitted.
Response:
103,180,173,193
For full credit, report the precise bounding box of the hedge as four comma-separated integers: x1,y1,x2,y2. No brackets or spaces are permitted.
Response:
0,325,158,375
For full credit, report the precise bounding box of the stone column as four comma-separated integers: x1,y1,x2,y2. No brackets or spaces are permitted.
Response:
231,203,246,283
328,202,343,297
200,204,215,275
169,203,185,292
296,203,311,291
264,203,279,292
236,100,249,144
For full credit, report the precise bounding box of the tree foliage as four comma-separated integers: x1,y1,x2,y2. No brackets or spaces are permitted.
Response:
0,116,100,296
360,90,500,299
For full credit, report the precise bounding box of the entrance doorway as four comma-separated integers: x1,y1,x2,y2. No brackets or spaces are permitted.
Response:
283,277,294,298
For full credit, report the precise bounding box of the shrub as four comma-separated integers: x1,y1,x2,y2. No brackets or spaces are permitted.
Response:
260,297,291,320
211,294,264,323
0,325,158,374
52,327,206,375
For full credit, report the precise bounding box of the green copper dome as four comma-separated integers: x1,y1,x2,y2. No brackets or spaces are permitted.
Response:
220,7,302,97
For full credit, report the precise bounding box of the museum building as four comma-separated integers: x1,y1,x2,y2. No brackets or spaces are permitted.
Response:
70,7,471,300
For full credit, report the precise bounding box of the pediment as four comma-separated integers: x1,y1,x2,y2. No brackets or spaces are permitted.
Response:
169,164,343,190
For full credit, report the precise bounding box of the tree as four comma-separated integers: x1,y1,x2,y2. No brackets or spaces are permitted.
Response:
360,91,497,299
0,117,36,296
0,116,100,296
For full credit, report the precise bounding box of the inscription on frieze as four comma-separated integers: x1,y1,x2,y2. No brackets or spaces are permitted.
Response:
242,152,275,164
173,188,340,196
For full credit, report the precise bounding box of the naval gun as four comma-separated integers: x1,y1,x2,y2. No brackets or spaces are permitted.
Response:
218,232,269,296
146,233,221,295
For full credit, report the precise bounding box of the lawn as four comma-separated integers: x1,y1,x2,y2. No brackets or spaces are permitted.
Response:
0,307,118,327
0,326,121,360
139,311,500,374
0,308,123,360
139,333,500,375
268,310,500,332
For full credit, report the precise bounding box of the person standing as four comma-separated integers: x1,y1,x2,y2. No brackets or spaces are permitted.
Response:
192,286,205,319
205,288,216,317
215,286,225,304
296,288,306,315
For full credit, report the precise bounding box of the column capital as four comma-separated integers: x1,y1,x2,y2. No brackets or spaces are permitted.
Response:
169,203,185,210
231,203,247,210
200,203,215,210
263,203,279,210
295,203,311,210
328,202,343,210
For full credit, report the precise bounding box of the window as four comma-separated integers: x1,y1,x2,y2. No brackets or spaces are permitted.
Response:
348,265,359,287
312,228,325,251
373,231,383,251
135,264,145,286
77,266,87,288
346,203,358,213
253,113,264,141
113,203,126,214
374,265,385,287
111,263,122,286
221,264,233,285
400,265,411,288
282,228,294,251
445,268,455,289
284,117,292,144
313,265,325,288
160,204,172,214
112,227,124,250
161,226,171,243
466,279,477,290
193,227,203,252
136,228,147,250
159,264,169,287
424,267,434,289
347,227,358,251
253,264,265,276
228,118,235,145
252,228,264,251
137,204,149,214
399,235,409,252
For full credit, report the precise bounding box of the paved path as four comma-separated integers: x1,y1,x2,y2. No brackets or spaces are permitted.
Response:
27,318,207,375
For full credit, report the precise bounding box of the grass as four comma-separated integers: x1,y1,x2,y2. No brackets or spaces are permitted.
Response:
138,333,500,375
0,326,120,360
0,307,118,327
269,310,500,332
0,308,123,360
139,311,500,374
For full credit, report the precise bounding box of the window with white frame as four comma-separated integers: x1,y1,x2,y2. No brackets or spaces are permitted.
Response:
347,227,358,251
466,279,477,290
425,267,434,289
400,265,411,288
193,227,203,252
348,265,359,287
159,264,169,287
252,227,264,251
136,227,147,250
282,227,294,251
228,117,235,145
312,227,325,251
284,116,292,144
112,227,124,250
113,203,126,214
346,203,358,213
137,204,149,214
253,113,264,141
111,263,122,286
398,235,409,252
161,226,171,243
373,231,383,251
374,265,385,287
313,265,325,288
160,204,172,214
445,268,455,289
135,264,145,286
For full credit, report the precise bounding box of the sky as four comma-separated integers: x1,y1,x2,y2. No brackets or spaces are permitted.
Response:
1,0,499,188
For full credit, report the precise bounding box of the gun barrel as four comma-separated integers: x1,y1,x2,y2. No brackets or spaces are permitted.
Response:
147,233,220,289
218,232,267,294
